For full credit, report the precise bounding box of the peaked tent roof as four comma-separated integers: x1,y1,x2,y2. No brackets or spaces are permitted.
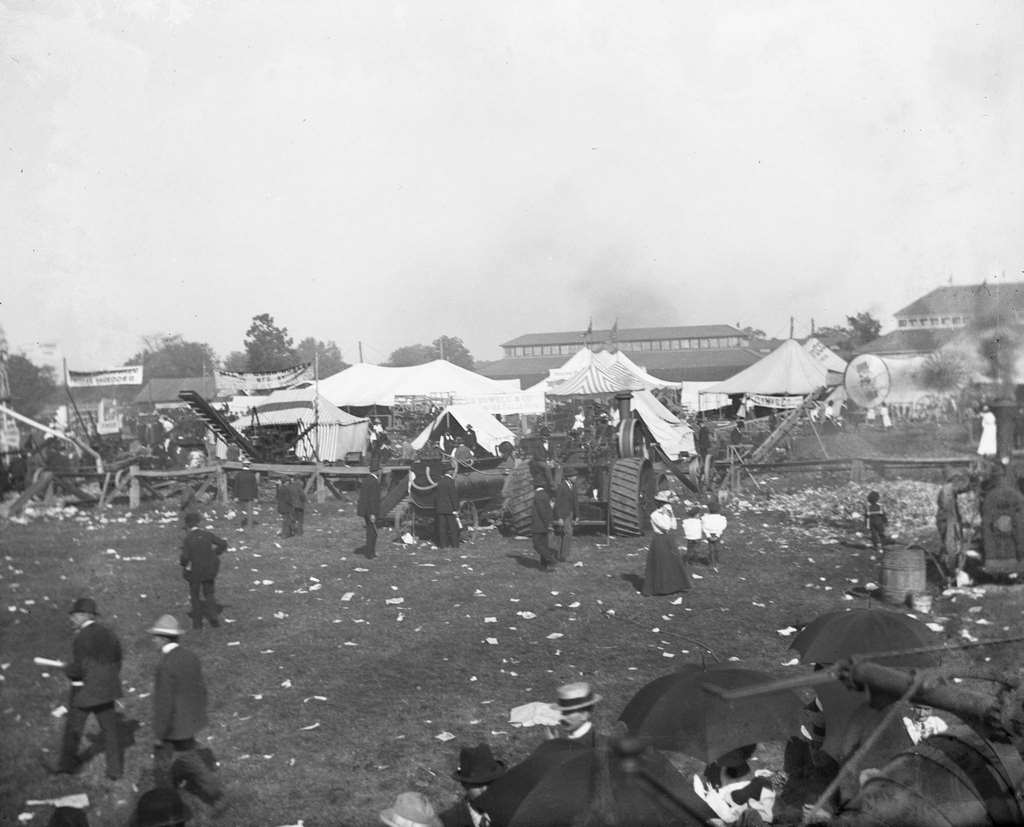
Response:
803,338,848,373
410,404,516,455
706,339,833,396
317,360,521,408
242,387,367,426
531,349,679,396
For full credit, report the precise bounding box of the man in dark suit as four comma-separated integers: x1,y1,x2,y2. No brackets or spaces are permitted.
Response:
435,466,460,548
544,681,601,747
528,427,556,490
288,477,307,536
45,597,124,779
233,459,259,528
180,512,227,630
531,484,557,572
148,614,225,809
554,468,578,562
439,743,507,827
357,468,381,558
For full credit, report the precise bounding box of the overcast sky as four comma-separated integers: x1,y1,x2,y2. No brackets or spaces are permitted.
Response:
3,0,1022,370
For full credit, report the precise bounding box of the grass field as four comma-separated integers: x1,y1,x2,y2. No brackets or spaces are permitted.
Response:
1,428,1019,826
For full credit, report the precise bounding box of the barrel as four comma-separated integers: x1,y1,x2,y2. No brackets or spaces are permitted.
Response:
881,546,926,605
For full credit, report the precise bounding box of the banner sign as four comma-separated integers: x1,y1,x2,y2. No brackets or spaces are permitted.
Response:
452,391,547,416
215,363,314,395
749,393,806,410
66,365,143,387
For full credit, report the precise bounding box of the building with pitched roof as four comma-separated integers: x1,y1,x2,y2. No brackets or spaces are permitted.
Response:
479,325,763,388
894,281,1024,331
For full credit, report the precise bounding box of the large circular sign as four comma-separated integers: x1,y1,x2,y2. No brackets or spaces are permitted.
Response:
844,354,891,408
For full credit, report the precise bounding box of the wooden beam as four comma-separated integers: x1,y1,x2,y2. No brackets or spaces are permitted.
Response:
7,471,54,517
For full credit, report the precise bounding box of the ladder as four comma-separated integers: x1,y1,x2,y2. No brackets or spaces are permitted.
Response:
748,386,832,465
178,391,261,461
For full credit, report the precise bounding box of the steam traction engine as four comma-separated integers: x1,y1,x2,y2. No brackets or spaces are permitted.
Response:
500,392,694,537
974,399,1024,576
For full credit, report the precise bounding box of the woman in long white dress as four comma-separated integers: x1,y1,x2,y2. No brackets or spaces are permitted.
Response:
977,404,997,456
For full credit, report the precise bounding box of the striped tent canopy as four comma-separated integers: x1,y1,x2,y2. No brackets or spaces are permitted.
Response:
541,350,678,397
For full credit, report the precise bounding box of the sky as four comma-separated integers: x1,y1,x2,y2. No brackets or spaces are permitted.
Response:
2,0,1023,371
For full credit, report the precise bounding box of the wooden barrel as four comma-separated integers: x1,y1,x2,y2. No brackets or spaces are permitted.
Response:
881,546,926,604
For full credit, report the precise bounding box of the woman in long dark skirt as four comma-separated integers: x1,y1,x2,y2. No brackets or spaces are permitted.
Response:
642,490,692,596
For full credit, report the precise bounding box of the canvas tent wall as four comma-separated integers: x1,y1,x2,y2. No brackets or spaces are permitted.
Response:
410,404,516,455
630,390,695,458
218,387,369,462
705,339,836,400
318,360,542,413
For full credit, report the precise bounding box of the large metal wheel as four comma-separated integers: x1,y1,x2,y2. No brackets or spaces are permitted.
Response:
617,418,649,459
500,464,535,536
609,457,654,536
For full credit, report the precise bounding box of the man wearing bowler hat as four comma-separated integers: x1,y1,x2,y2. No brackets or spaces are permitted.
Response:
43,597,124,779
148,614,225,812
179,512,227,630
439,743,507,827
545,681,602,748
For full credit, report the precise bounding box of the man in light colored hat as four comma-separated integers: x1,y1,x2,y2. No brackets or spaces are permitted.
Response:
439,743,506,827
380,791,443,827
148,614,225,811
43,597,124,779
546,681,602,748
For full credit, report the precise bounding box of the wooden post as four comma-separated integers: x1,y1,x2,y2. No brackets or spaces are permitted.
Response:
315,467,327,504
217,466,229,505
850,458,864,484
129,464,140,510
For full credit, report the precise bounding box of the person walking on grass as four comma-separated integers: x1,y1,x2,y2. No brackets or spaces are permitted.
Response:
531,483,558,572
554,467,578,562
276,479,295,537
358,465,382,558
42,597,123,780
180,512,227,630
642,491,692,597
701,504,728,572
148,614,226,813
233,459,259,528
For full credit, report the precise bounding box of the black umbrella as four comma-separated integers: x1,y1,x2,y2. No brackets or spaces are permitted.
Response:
618,664,803,764
474,739,714,827
789,607,941,667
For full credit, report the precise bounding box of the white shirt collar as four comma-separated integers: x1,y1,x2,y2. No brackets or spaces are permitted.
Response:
161,641,179,654
567,720,593,739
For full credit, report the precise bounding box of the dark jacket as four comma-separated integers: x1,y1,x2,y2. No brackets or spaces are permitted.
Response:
180,528,227,582
276,483,293,515
438,800,476,827
531,488,552,533
289,479,307,511
555,480,577,521
357,473,381,518
234,469,258,501
153,645,208,741
65,621,123,708
435,474,458,514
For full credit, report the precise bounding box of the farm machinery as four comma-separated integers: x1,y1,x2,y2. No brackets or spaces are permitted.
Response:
500,392,700,537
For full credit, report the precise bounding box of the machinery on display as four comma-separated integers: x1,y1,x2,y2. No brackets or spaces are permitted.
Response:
499,392,699,537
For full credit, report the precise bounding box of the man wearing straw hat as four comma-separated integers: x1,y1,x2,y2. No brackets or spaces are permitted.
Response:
545,681,602,748
147,614,225,811
42,597,124,780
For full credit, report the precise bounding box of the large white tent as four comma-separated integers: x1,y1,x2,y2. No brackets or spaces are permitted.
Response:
410,404,516,455
318,360,543,414
529,348,679,395
705,339,838,397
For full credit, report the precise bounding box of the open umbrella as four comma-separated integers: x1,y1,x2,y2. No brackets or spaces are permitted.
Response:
618,664,804,763
474,739,714,827
790,607,941,667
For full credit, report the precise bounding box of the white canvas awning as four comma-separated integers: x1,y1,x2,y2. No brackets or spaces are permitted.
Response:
410,404,516,455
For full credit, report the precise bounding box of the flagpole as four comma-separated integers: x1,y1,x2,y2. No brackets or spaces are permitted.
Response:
314,353,320,461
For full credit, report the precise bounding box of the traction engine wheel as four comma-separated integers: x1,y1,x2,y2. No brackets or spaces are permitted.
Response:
501,464,535,536
609,457,654,536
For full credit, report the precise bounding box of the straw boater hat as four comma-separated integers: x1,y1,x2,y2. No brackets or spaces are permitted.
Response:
453,743,506,786
147,614,183,637
69,597,98,616
555,681,602,713
379,792,442,827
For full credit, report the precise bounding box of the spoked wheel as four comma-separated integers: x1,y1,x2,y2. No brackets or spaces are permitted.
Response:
609,457,654,536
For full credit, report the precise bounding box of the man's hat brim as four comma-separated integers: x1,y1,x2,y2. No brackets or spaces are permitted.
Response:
452,760,506,785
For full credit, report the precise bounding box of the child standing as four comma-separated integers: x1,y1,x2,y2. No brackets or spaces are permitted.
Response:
701,505,728,571
682,507,704,562
865,490,887,551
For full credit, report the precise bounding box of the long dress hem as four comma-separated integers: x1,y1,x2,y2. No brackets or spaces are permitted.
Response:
642,532,692,596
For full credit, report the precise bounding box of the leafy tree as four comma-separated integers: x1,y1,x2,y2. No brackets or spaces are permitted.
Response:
243,313,296,372
7,354,57,421
386,344,438,367
846,312,882,346
737,325,766,341
126,334,217,380
920,350,970,393
433,335,474,370
295,337,348,377
221,351,249,373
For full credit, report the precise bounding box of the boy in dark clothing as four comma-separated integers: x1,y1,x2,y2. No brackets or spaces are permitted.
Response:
276,480,295,537
865,490,887,551
180,512,228,629
288,478,307,536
